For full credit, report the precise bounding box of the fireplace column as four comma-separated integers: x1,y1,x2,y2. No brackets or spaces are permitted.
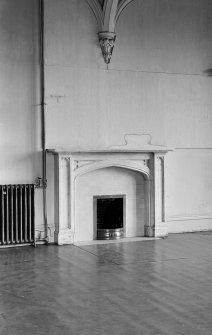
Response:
144,152,168,237
54,155,73,245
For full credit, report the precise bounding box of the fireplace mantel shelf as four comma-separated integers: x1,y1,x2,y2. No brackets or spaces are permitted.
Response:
47,147,172,155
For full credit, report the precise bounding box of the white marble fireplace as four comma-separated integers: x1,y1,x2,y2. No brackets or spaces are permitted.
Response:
47,147,170,245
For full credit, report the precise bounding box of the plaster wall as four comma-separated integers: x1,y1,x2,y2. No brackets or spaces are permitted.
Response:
44,0,212,150
166,149,212,232
0,0,44,231
0,0,40,183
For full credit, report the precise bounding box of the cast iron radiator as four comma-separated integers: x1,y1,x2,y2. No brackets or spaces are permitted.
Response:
0,184,35,246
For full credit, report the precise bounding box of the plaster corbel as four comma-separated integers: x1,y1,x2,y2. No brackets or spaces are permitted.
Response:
87,0,135,64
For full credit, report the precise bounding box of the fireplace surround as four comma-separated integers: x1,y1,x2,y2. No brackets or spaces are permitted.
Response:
47,147,170,245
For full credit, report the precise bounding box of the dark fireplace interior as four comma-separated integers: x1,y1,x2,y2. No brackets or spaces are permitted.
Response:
95,196,124,240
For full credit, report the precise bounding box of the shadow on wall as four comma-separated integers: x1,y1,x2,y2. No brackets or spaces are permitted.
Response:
204,69,212,77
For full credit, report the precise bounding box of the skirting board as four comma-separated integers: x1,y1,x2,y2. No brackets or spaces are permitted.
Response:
167,216,212,233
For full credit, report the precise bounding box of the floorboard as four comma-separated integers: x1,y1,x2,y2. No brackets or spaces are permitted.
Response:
0,232,212,334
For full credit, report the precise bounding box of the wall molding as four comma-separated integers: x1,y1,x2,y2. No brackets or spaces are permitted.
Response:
175,148,212,150
167,214,212,222
167,216,212,234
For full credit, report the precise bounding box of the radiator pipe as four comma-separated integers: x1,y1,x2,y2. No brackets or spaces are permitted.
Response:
39,0,48,244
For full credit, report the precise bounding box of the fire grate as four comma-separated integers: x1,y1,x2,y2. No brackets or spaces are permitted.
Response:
94,195,125,240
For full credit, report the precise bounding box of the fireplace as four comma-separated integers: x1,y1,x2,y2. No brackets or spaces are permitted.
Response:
94,195,125,240
47,147,171,245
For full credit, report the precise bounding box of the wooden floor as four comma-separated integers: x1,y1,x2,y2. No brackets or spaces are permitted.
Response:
0,232,212,335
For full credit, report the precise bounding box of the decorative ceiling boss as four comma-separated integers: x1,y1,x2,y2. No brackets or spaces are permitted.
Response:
87,0,135,65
